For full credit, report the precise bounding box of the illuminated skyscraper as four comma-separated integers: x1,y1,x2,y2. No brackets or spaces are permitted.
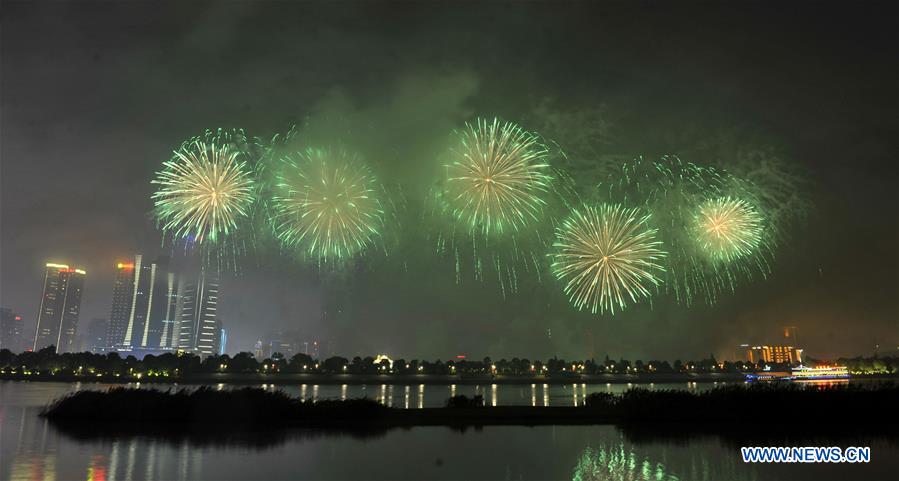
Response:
32,263,86,353
1,308,25,352
122,254,154,348
106,261,135,348
177,268,219,356
107,255,183,351
158,272,184,349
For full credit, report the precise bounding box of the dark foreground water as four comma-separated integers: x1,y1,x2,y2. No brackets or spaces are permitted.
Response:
2,381,897,480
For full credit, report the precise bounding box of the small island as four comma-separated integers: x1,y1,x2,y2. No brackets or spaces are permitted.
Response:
42,383,899,434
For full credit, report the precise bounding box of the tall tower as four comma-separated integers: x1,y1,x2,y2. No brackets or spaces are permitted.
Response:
177,268,219,356
140,256,174,348
158,272,184,349
123,254,154,348
110,255,180,351
33,263,86,353
106,261,135,348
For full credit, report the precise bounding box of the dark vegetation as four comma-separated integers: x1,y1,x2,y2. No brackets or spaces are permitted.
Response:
42,383,899,436
583,383,899,426
446,394,485,408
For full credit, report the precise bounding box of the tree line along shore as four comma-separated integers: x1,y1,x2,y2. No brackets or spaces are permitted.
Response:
3,347,896,384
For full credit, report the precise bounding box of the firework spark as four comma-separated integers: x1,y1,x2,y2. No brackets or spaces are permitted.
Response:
694,197,764,262
152,133,256,246
269,148,385,262
443,118,551,236
551,204,666,315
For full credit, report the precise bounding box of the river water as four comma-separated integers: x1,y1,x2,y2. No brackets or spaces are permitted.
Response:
2,381,896,480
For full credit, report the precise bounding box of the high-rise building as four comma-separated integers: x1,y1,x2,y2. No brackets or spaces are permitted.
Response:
33,263,86,353
106,261,135,348
1,308,25,352
177,268,219,356
158,272,184,349
107,255,183,351
122,254,154,348
85,318,108,352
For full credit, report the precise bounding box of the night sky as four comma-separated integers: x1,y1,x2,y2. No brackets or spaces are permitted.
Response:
1,1,896,361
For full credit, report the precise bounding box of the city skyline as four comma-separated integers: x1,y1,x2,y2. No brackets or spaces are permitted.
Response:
0,255,888,360
1,255,230,357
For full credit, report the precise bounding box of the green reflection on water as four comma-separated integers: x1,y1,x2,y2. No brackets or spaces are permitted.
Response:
574,444,678,481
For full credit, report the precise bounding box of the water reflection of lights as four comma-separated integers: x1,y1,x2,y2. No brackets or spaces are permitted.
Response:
7,405,206,481
86,455,107,481
573,444,677,481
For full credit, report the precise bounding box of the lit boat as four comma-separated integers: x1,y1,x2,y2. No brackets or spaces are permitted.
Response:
744,371,790,382
744,365,850,382
789,365,850,380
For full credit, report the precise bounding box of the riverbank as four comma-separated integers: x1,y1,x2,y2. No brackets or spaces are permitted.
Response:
6,371,898,385
42,383,899,432
2,371,750,384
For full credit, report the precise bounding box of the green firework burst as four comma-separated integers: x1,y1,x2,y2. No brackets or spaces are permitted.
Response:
151,129,256,250
443,118,552,236
551,203,666,315
693,196,764,263
269,147,386,263
428,118,561,296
